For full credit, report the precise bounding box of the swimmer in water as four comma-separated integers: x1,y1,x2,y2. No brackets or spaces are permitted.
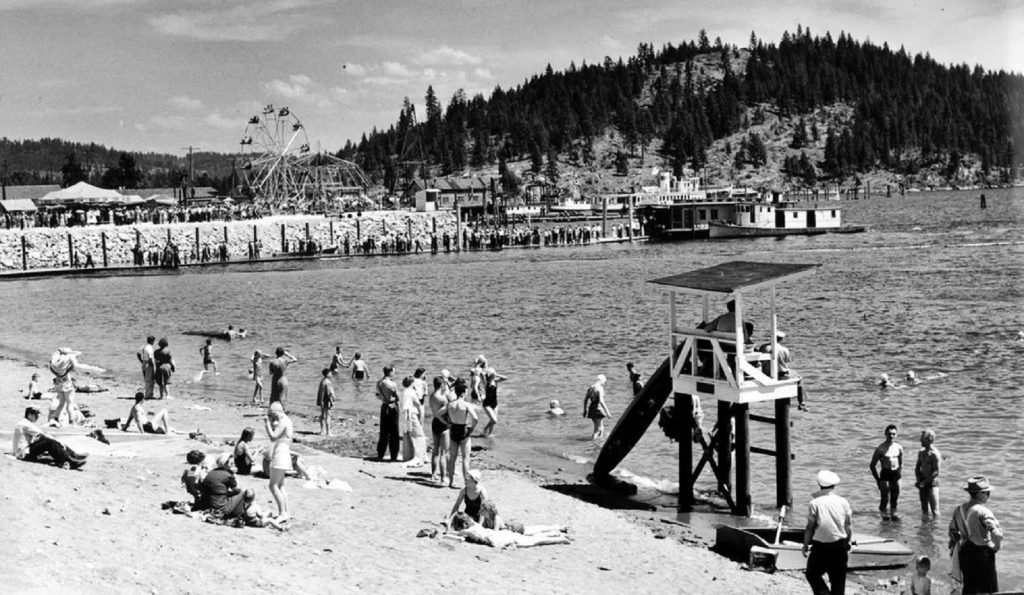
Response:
905,370,919,385
548,399,565,416
879,373,898,389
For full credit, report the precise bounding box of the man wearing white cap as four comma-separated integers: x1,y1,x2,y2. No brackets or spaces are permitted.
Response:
803,469,852,595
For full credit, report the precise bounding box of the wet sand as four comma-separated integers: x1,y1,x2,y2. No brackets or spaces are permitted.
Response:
0,355,813,594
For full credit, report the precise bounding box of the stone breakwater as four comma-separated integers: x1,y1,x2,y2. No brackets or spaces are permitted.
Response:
0,211,458,271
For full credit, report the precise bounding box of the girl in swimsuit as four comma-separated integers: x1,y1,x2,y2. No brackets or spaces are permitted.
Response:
445,378,479,488
265,401,293,522
250,351,264,405
583,374,611,440
481,367,508,437
449,469,487,523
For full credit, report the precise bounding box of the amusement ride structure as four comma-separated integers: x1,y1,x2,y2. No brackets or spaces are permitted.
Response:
240,105,371,211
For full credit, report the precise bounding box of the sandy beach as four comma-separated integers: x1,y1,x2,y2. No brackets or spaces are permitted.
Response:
0,354,821,594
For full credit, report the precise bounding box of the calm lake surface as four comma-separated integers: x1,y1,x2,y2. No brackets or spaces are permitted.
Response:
2,187,1021,586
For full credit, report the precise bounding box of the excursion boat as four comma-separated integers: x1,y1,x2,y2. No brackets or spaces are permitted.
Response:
707,194,865,239
715,525,914,571
548,198,593,214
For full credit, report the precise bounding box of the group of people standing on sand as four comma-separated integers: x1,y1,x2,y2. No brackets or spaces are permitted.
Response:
367,355,506,488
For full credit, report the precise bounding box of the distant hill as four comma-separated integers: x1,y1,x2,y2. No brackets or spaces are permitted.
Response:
341,27,1024,194
0,137,238,193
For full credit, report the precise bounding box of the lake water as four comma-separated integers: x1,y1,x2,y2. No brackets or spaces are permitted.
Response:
2,187,1021,587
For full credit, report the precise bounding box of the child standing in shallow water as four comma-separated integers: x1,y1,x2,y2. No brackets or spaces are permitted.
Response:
909,555,931,595
914,429,941,518
250,351,264,405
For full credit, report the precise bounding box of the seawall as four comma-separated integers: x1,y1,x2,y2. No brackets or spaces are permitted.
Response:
0,211,458,271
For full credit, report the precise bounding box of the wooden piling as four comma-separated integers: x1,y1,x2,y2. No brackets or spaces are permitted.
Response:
21,235,27,270
194,228,200,259
304,222,310,240
602,196,608,238
407,218,412,241
735,403,751,516
67,233,73,267
223,226,228,244
456,206,463,252
717,401,732,496
356,218,362,244
775,398,792,508
678,392,693,512
101,232,108,267
280,224,286,252
627,195,635,242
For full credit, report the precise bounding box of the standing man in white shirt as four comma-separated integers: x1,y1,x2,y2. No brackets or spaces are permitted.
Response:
138,335,156,399
803,470,853,595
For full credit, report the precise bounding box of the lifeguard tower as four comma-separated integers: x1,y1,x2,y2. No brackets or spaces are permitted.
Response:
650,261,818,515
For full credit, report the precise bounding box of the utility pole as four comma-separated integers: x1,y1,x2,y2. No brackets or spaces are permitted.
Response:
181,146,195,206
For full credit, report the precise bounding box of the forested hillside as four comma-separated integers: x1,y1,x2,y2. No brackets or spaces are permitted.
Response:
341,27,1024,192
4,27,1022,195
0,137,236,192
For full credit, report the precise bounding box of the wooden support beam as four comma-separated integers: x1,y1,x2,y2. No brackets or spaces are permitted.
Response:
750,446,776,457
735,404,751,516
716,401,732,497
775,397,793,508
749,414,776,425
678,392,693,512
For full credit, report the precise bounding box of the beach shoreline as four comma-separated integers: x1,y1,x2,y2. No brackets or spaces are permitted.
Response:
0,350,814,594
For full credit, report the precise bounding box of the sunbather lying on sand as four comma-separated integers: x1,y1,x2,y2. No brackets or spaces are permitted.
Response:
448,512,570,549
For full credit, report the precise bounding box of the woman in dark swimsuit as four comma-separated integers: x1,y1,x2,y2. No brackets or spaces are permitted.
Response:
444,378,479,488
154,338,175,400
481,367,508,437
448,469,487,523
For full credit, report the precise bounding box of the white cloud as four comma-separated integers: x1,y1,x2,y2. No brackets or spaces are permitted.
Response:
381,62,412,77
473,68,494,80
148,114,189,131
168,95,204,111
414,46,483,66
148,1,311,42
363,76,407,87
265,78,312,100
204,113,238,130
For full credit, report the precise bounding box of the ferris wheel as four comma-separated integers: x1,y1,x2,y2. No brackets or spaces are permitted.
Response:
240,104,310,206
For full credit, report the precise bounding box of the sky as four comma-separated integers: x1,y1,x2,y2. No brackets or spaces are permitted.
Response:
0,0,1020,156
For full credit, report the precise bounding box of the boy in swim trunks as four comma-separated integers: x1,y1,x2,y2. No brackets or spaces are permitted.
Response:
122,391,171,434
199,339,219,376
914,428,941,518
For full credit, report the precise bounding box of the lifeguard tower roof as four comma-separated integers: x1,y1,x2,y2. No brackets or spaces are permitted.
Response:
649,261,819,295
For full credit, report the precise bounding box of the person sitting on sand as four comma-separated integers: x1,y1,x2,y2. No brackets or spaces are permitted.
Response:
261,449,311,481
234,427,258,475
201,453,256,519
548,399,565,416
26,372,43,400
12,406,88,470
449,469,488,523
448,512,571,549
122,391,171,434
478,498,568,536
181,449,211,509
